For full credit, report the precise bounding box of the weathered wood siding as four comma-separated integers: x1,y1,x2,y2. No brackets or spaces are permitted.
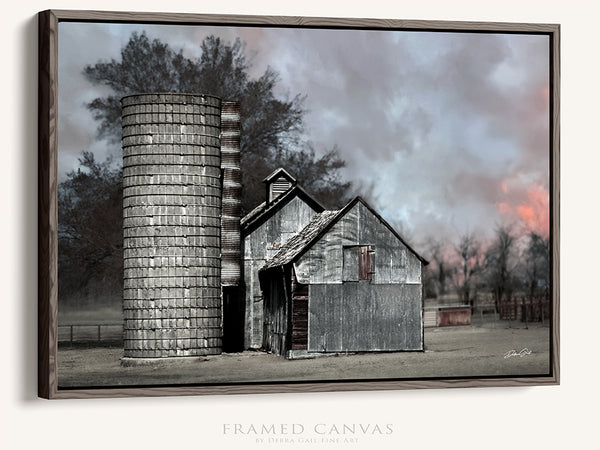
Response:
262,272,289,356
294,201,422,285
423,306,471,327
438,307,471,326
243,196,318,348
358,245,372,280
308,283,423,352
342,246,359,282
289,201,424,353
291,272,309,350
423,309,438,328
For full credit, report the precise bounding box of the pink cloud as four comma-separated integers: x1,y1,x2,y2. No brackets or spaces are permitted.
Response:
496,202,512,215
496,183,549,237
517,186,549,236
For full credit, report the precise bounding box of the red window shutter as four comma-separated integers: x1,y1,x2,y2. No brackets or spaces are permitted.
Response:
359,245,372,280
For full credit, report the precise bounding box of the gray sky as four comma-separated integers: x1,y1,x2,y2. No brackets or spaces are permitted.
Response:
58,22,550,246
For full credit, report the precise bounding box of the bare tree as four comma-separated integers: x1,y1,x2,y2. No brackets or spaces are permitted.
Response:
58,152,123,309
523,232,550,301
452,232,484,308
83,32,351,213
425,238,451,299
484,225,519,314
61,32,355,311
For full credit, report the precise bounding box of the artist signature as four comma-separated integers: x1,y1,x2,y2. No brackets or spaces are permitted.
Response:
503,348,532,359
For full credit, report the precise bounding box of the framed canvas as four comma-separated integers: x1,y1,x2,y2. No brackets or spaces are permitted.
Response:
38,9,560,399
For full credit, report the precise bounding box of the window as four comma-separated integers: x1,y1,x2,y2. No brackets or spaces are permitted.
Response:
342,245,374,281
270,176,293,199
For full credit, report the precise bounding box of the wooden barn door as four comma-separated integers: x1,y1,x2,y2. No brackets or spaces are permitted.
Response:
358,245,372,280
291,271,309,350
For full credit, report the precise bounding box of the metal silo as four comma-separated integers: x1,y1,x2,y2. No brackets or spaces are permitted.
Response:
121,93,223,358
220,101,244,351
220,101,242,286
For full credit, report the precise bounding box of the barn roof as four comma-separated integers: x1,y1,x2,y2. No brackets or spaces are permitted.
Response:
260,196,429,272
261,209,341,270
241,185,325,236
262,167,296,184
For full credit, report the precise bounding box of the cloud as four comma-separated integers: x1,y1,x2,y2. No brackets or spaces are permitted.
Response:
496,183,550,237
57,23,550,246
286,31,551,244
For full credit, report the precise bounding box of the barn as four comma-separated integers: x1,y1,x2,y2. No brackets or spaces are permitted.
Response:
258,196,429,358
119,92,427,360
240,168,325,349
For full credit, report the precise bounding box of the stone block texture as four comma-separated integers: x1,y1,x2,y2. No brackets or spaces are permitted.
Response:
122,93,223,357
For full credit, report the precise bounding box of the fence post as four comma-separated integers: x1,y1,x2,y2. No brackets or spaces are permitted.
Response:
98,325,101,342
70,325,73,347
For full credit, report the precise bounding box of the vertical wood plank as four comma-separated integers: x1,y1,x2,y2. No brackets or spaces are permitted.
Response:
38,10,59,399
550,25,561,385
358,246,371,280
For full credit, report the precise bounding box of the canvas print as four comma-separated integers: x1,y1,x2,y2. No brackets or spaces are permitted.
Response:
55,19,553,389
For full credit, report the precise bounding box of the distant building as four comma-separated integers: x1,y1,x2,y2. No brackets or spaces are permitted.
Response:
257,195,428,358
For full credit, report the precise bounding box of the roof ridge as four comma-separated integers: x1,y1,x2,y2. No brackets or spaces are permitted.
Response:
262,167,296,183
241,185,326,233
259,196,429,270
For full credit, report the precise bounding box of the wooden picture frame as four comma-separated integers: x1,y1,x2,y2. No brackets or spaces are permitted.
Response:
39,9,560,399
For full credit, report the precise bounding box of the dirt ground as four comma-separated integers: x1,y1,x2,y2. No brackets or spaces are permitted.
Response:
57,320,551,388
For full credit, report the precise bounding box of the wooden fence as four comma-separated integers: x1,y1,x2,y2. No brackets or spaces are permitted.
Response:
58,323,124,346
499,297,550,323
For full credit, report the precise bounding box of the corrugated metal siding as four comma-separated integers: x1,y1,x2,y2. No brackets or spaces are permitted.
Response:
405,252,422,284
243,196,319,349
220,101,241,287
342,247,359,282
308,283,423,352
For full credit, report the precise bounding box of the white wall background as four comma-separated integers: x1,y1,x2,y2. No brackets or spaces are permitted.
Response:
2,1,597,449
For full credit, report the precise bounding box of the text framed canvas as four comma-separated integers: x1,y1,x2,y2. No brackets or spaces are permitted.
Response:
38,9,559,399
